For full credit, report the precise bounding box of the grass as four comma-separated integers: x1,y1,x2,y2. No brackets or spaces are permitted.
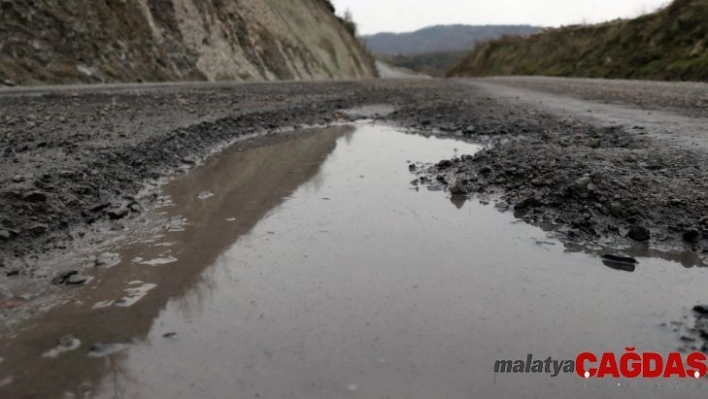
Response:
448,0,708,82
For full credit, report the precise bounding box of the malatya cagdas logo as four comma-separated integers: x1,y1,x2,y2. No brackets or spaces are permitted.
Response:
494,349,708,379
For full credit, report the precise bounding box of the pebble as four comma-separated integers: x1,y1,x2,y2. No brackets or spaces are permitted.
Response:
42,335,81,358
601,254,638,264
89,202,111,212
107,207,129,220
436,160,453,169
88,343,128,358
449,180,470,195
627,225,651,242
66,274,88,285
683,228,700,242
95,252,121,267
29,223,48,234
197,191,214,200
22,191,47,202
693,305,708,315
52,270,78,285
514,197,542,210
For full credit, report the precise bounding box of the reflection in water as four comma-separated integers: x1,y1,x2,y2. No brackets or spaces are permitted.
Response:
0,126,352,399
449,194,467,210
2,125,708,399
602,260,637,273
565,241,706,269
601,254,639,273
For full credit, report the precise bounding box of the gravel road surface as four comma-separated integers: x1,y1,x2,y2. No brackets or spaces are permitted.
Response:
2,77,708,318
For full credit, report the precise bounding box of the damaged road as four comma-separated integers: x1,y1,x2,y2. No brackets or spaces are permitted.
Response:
418,77,708,258
2,77,708,397
2,77,708,309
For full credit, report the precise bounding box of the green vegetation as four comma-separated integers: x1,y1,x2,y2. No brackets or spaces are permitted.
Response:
448,0,708,81
381,51,467,77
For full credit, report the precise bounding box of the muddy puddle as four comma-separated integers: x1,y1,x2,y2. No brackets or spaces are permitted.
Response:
2,124,708,398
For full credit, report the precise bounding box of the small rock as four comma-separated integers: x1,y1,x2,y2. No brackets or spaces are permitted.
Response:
197,191,214,200
6,270,20,277
12,175,24,183
182,157,196,165
449,180,470,195
408,164,417,172
95,252,121,267
59,335,80,349
22,191,47,202
29,223,48,234
697,318,708,339
0,230,11,240
52,270,78,285
693,305,708,315
572,176,592,193
162,332,177,338
495,202,510,212
627,225,651,242
109,223,125,231
601,254,638,265
684,228,700,243
107,207,129,220
88,343,128,358
89,202,111,213
515,197,542,210
66,275,88,285
436,160,453,169
43,335,81,358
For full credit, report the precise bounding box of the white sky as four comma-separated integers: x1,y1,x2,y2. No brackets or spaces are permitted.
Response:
331,0,671,35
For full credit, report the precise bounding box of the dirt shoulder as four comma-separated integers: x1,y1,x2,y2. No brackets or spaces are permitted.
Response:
1,77,708,313
420,78,708,262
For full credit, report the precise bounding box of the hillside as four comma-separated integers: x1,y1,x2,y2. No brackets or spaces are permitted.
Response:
448,0,708,81
363,25,541,56
0,0,377,86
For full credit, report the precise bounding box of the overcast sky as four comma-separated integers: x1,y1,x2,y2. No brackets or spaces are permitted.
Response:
331,0,670,35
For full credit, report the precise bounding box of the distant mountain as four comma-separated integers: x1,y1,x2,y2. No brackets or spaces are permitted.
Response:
363,25,542,56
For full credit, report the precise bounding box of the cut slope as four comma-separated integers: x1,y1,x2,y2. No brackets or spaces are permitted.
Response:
0,0,377,86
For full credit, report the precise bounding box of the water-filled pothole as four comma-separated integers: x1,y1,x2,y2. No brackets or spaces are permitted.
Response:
1,124,707,398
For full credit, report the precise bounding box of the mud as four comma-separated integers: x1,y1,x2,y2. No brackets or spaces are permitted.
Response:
419,80,708,259
2,125,708,398
3,77,708,396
